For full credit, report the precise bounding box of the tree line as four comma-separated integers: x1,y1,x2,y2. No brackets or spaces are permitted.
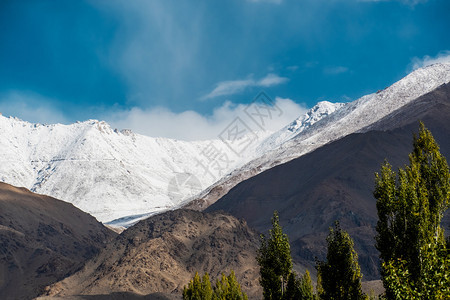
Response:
183,123,450,299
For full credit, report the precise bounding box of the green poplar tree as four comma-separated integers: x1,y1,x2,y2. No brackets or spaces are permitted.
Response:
315,272,323,299
374,122,450,299
285,270,315,300
257,211,293,300
285,272,301,300
299,270,315,300
183,272,213,300
184,270,248,300
316,222,366,300
213,270,248,300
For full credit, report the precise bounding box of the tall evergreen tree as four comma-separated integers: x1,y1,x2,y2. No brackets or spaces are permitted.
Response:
257,211,293,300
374,122,450,299
316,221,366,300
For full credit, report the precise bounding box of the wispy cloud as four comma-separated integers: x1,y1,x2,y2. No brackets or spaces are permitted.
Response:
410,50,450,71
202,73,289,100
202,79,254,100
323,66,349,75
91,1,206,106
106,97,306,141
0,91,69,124
258,73,289,86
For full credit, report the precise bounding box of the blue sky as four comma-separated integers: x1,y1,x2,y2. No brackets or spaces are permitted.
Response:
0,0,449,140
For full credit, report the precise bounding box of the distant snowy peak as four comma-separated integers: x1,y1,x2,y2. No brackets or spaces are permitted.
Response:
286,62,450,144
256,101,345,154
286,101,346,134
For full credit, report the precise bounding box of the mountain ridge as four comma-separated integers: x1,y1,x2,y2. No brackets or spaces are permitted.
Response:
186,63,450,211
0,63,448,226
0,117,267,222
0,98,337,224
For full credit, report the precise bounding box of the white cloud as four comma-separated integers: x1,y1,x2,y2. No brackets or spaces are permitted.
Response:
410,50,450,71
105,97,307,141
202,73,289,100
202,79,255,100
258,73,289,87
323,66,349,75
0,91,69,124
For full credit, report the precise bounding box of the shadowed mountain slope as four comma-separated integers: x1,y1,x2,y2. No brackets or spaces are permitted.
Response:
0,183,116,300
206,83,450,280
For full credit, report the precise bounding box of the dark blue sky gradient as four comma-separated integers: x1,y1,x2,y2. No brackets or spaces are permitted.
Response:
0,0,449,123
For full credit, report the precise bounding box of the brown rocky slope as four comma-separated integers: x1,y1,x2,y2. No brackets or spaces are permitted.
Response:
0,182,116,300
40,210,261,299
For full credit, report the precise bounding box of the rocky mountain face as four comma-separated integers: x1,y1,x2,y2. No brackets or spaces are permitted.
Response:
0,182,116,300
39,210,261,299
206,82,450,280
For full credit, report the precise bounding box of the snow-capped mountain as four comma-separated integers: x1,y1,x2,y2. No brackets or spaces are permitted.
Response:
0,101,336,224
187,63,450,210
255,101,346,154
1,63,448,225
0,118,269,223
